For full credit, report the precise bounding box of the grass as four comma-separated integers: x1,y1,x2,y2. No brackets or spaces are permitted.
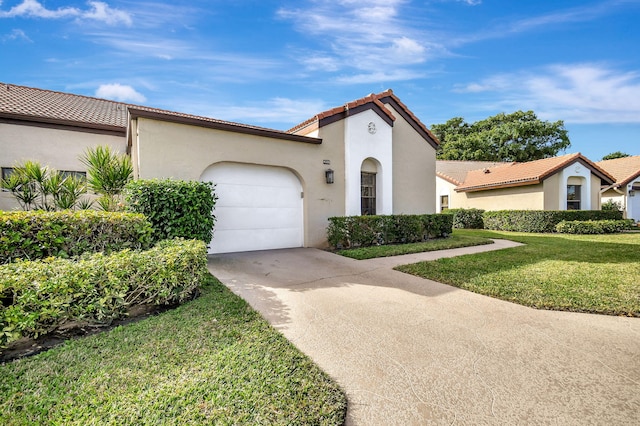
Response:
336,234,494,260
0,274,347,425
396,229,640,317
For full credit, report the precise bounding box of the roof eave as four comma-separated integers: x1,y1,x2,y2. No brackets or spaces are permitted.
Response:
455,178,541,193
128,107,322,145
0,111,126,134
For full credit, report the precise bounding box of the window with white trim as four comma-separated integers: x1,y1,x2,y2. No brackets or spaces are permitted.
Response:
567,185,581,210
440,195,449,212
361,172,376,215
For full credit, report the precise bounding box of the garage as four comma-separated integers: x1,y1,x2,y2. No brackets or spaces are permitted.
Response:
201,162,303,254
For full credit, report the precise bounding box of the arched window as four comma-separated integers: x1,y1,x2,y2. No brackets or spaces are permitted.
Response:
361,158,378,215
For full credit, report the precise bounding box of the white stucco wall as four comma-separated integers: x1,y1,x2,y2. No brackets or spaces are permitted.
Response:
344,109,393,216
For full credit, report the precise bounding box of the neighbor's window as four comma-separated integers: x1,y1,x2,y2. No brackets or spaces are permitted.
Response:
567,185,581,210
60,170,87,181
440,195,449,212
361,172,376,215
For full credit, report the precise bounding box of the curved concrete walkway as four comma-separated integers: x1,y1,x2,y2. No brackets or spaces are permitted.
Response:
208,240,640,425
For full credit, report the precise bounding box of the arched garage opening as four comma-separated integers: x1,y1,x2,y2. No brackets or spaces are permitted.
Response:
201,162,303,254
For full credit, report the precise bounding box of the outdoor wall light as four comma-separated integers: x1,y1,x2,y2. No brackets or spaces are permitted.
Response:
325,168,334,184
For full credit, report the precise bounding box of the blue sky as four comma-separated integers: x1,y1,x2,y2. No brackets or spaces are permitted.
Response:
1,0,639,161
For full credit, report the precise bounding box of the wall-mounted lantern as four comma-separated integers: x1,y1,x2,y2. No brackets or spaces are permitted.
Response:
325,168,334,184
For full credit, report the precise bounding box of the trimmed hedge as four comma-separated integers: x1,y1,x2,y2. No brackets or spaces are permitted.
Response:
0,238,207,347
0,210,153,264
327,214,453,249
445,208,485,229
482,210,623,233
556,220,634,234
125,179,217,244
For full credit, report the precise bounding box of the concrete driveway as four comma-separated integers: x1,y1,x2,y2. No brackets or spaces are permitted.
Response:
208,241,640,425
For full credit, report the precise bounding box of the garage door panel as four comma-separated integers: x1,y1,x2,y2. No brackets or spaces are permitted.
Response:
215,207,302,230
212,228,303,253
202,162,303,254
216,184,300,209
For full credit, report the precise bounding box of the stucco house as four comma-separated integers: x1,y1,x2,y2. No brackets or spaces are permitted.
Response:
0,83,127,212
1,83,439,253
597,155,640,222
436,153,615,212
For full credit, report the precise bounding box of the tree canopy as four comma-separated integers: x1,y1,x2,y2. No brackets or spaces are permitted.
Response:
431,111,571,162
601,151,630,161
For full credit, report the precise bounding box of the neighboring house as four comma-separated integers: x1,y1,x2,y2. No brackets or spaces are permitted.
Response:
436,160,508,212
1,83,439,253
0,83,128,211
597,156,640,222
436,153,615,211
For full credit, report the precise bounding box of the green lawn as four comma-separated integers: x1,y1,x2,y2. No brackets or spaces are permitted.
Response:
396,229,640,316
337,234,493,259
0,274,347,425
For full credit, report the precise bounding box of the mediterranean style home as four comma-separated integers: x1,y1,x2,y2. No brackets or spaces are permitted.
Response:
597,156,640,222
436,153,617,213
1,83,439,253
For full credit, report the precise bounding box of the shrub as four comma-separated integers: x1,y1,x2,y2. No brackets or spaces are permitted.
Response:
0,210,153,264
80,145,133,211
483,210,623,233
125,179,217,244
556,220,634,234
601,199,622,212
327,214,453,249
0,239,207,347
0,160,90,211
445,208,485,229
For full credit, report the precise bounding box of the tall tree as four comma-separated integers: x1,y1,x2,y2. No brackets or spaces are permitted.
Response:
432,111,571,162
601,151,630,160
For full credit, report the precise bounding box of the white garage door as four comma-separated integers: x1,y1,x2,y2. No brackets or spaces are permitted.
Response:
201,162,303,254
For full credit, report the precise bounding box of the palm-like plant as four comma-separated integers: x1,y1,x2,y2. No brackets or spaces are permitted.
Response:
1,161,91,211
80,146,133,211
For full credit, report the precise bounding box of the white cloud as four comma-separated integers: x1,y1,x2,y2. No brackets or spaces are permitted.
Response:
96,83,146,103
2,28,31,42
83,2,132,26
0,0,132,26
336,69,425,84
204,98,329,126
278,0,446,82
456,64,640,123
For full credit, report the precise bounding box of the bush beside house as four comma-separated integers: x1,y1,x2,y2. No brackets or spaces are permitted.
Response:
125,179,217,244
0,210,153,264
445,208,485,229
327,214,453,249
0,239,207,347
556,220,634,234
483,210,623,233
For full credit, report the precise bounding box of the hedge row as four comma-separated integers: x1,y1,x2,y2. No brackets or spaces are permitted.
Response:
125,179,217,244
0,238,207,347
556,220,634,234
482,210,623,233
327,214,453,249
0,210,153,264
444,208,485,229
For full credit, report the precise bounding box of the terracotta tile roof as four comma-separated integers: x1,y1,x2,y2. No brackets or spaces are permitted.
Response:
436,160,511,186
0,82,308,140
596,155,640,188
376,89,439,146
455,153,615,192
287,89,440,147
128,105,322,144
0,82,128,132
288,91,395,135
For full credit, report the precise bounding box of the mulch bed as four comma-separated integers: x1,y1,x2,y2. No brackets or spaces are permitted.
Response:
1,303,179,363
